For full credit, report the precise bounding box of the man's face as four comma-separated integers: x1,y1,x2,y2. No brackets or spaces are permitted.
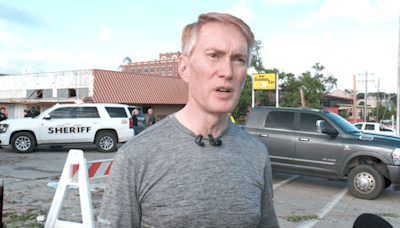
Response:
180,22,248,115
0,109,4,114
148,109,153,115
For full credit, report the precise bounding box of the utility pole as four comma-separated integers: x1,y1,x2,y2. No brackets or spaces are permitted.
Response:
353,75,357,123
397,13,400,136
376,78,380,123
358,71,375,122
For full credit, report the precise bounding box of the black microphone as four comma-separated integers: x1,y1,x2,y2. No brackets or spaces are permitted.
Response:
209,134,222,146
195,135,204,146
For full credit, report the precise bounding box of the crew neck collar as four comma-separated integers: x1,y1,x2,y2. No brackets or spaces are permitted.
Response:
170,113,231,140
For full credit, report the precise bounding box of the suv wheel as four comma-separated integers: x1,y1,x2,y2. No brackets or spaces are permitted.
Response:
347,164,384,200
95,131,117,152
11,132,36,153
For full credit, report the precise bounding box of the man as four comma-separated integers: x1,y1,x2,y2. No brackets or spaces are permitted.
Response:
98,12,279,228
147,108,156,126
228,112,236,123
25,107,40,118
0,107,7,121
131,109,139,135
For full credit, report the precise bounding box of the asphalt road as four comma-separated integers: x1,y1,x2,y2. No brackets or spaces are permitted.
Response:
1,145,400,228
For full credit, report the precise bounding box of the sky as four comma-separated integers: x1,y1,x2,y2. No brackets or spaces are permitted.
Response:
0,0,399,94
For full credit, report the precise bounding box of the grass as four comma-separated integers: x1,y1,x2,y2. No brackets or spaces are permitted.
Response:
3,224,20,228
379,213,399,218
27,222,42,228
287,215,318,222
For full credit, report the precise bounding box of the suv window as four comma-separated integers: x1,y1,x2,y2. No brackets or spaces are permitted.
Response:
128,107,145,118
106,107,128,118
299,113,335,132
49,107,74,119
365,124,375,130
75,107,100,118
354,124,362,130
265,111,294,130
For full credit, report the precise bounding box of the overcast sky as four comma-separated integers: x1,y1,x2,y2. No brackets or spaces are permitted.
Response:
0,0,399,93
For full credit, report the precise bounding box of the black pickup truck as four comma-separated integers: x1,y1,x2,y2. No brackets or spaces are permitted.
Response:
244,107,400,199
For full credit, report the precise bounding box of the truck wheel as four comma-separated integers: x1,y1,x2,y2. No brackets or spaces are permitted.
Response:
95,131,117,152
11,132,36,153
347,165,384,200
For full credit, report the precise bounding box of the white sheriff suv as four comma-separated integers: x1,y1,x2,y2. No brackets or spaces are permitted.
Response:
0,103,134,153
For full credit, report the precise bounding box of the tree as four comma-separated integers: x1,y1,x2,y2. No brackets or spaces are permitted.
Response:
233,39,272,118
374,102,397,120
279,63,337,108
339,112,349,118
233,75,252,119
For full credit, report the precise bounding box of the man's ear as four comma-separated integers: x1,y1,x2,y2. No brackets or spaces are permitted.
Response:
178,55,190,84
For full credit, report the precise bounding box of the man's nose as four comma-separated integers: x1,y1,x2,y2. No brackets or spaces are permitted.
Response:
218,58,233,80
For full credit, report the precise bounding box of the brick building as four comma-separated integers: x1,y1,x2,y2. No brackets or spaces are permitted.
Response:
118,52,181,77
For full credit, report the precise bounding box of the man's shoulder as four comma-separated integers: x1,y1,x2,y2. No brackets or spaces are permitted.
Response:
119,115,175,154
229,123,265,147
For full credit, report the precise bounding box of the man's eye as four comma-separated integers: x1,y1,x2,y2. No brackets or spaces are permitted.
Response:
236,58,246,63
210,53,217,58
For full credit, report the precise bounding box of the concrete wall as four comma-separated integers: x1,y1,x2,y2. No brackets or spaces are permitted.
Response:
0,70,94,100
0,70,94,119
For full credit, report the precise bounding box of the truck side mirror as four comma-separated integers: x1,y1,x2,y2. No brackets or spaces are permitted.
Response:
43,114,51,120
316,120,325,133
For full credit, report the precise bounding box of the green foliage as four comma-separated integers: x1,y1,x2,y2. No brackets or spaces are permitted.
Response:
339,112,348,118
233,75,252,118
374,103,396,120
279,63,337,108
8,212,39,221
287,215,318,222
27,222,42,228
379,213,399,218
251,40,267,73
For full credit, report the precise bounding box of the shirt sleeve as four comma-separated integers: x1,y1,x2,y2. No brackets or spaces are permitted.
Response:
258,152,280,228
97,152,141,228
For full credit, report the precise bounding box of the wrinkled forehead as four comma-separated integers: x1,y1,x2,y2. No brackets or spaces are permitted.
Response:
196,22,248,53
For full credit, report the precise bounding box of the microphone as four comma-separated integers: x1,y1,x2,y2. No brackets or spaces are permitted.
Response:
208,134,222,146
195,135,204,146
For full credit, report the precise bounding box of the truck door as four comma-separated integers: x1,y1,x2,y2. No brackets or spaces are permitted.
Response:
40,107,74,143
72,107,101,143
294,113,343,178
256,111,296,172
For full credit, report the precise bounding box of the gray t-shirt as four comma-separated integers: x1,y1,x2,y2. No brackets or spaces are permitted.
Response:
97,114,279,228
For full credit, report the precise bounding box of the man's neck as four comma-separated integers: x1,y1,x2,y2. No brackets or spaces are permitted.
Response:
175,105,229,138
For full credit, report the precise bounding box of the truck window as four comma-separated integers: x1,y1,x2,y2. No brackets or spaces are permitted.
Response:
354,124,362,130
365,124,375,130
105,107,128,118
299,113,335,132
264,111,294,130
74,107,100,118
49,107,74,119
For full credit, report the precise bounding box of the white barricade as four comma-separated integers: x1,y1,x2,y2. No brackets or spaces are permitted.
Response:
45,149,114,228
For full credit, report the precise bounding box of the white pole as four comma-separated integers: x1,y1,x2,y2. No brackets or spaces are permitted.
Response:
252,75,255,108
397,13,400,136
276,72,279,107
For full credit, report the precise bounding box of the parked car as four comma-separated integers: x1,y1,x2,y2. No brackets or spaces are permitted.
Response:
128,106,146,134
353,122,397,136
244,107,400,199
0,103,133,153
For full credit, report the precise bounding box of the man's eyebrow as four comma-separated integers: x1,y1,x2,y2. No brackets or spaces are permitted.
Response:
206,48,247,59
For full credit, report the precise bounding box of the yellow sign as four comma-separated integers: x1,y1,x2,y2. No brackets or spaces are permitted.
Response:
253,73,276,90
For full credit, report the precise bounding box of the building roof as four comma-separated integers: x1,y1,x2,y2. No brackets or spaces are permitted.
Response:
320,94,353,101
92,69,188,104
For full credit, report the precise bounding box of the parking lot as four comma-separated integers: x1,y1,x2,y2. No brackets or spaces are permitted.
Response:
1,145,400,228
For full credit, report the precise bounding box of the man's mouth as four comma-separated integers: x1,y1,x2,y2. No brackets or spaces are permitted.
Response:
216,88,231,93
